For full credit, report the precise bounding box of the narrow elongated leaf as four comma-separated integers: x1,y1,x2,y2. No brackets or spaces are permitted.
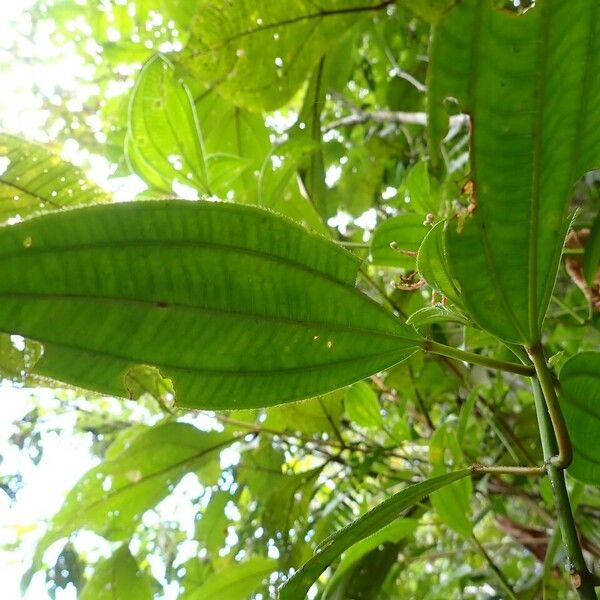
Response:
278,469,471,599
177,0,390,111
126,54,209,194
370,214,428,268
559,352,600,485
0,200,420,409
429,0,600,344
30,423,234,572
80,545,153,600
0,133,109,223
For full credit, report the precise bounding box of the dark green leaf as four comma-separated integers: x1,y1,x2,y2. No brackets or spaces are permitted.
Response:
278,469,471,599
559,351,600,485
0,200,421,408
430,0,600,344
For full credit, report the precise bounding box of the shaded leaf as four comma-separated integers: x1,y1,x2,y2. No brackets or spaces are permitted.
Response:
0,200,421,409
559,351,600,485
430,0,600,343
279,469,471,599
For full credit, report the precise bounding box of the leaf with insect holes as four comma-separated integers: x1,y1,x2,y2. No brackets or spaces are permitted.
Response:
0,200,422,409
429,0,600,344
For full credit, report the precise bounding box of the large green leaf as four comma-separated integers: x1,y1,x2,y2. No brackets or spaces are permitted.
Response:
0,133,109,224
559,352,600,485
429,0,600,344
126,54,209,194
80,545,153,600
0,200,421,408
278,469,471,599
176,0,391,110
30,423,234,573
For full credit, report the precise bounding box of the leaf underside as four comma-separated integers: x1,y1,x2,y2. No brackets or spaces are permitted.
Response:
429,0,600,344
0,200,420,409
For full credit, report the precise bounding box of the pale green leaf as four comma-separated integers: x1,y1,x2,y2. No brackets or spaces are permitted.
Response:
344,381,383,429
0,133,110,224
126,54,208,194
429,423,472,538
31,423,234,571
183,556,276,600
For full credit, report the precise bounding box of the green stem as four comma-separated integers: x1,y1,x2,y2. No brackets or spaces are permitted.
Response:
423,340,536,376
531,379,597,599
528,344,572,468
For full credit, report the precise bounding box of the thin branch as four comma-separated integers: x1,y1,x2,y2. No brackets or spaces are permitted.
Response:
323,110,468,132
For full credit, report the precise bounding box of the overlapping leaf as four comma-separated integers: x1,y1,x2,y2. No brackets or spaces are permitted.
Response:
0,200,421,409
429,0,600,344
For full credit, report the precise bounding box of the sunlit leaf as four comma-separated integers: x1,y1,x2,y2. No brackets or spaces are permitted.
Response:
177,0,390,110
429,0,600,343
126,54,209,194
182,556,276,600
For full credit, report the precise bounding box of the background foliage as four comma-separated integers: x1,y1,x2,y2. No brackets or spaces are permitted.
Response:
1,0,600,599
